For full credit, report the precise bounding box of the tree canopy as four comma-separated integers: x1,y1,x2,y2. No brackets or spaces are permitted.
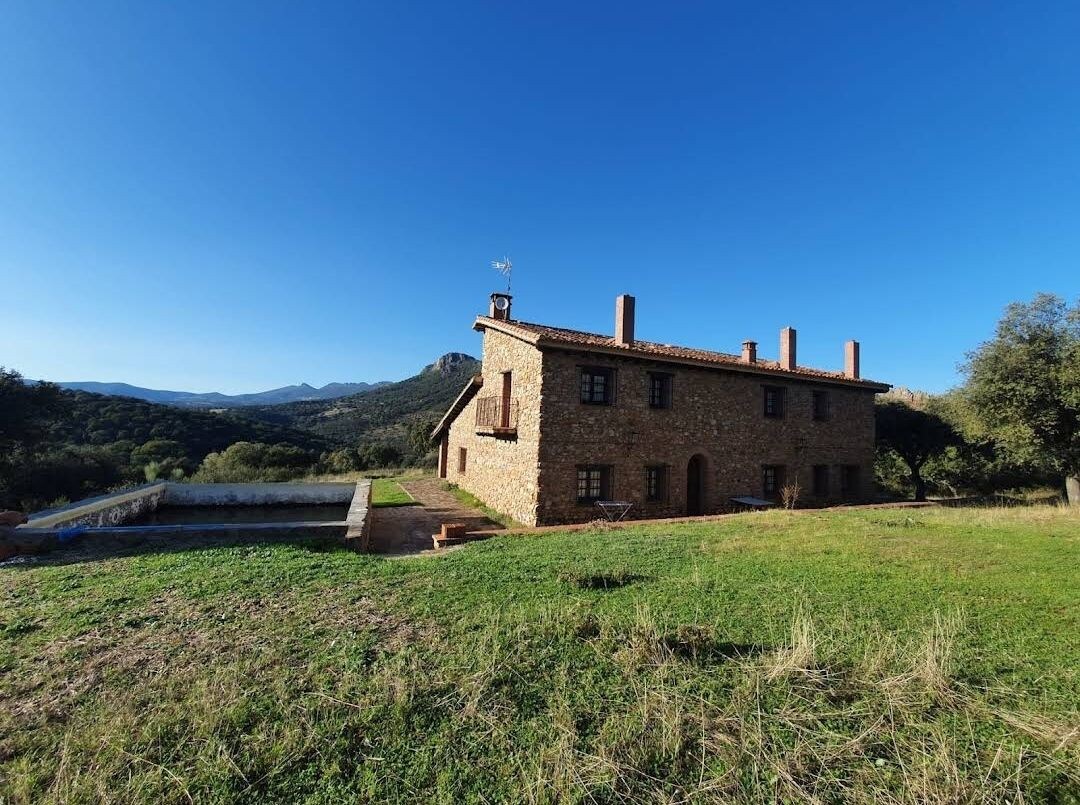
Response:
960,294,1080,503
0,368,63,456
875,401,960,501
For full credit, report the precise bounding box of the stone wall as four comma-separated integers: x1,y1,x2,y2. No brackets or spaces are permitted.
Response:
26,483,168,529
535,349,878,525
163,482,356,506
344,479,373,551
8,481,372,560
439,326,880,527
444,329,543,525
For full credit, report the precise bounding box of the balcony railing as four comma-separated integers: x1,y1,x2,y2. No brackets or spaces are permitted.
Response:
475,396,519,436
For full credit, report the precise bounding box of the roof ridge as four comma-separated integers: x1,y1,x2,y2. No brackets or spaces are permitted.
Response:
475,315,889,390
499,318,750,362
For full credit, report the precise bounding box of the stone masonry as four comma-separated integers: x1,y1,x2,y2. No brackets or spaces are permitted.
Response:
442,327,544,525
434,293,888,527
535,350,875,524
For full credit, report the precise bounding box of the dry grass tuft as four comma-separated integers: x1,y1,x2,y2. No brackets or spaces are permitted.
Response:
911,610,961,693
764,609,819,681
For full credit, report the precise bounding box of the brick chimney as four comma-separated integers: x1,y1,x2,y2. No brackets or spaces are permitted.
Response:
489,293,512,321
779,327,796,371
615,294,635,346
844,340,860,379
741,340,757,364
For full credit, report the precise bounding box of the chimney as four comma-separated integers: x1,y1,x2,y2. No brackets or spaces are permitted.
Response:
489,293,512,321
845,340,860,379
779,327,796,371
615,294,635,346
741,340,757,364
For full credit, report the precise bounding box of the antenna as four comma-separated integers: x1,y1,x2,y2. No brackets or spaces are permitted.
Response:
491,256,513,294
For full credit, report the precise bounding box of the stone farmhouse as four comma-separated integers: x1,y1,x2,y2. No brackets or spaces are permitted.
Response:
432,293,890,526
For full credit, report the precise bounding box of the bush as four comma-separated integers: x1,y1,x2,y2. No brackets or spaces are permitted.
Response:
319,449,360,475
355,443,402,470
131,439,192,482
192,442,318,483
5,446,127,511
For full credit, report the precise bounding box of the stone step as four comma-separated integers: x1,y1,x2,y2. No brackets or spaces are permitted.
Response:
432,522,492,549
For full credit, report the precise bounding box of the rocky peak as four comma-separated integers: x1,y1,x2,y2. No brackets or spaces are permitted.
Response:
426,352,477,376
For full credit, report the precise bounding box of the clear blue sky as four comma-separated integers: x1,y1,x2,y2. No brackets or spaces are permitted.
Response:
2,2,1077,394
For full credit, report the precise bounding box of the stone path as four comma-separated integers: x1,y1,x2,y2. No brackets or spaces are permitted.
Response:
367,479,503,555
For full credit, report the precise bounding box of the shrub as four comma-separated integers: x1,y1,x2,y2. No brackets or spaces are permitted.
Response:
5,446,127,511
192,442,317,483
356,443,402,470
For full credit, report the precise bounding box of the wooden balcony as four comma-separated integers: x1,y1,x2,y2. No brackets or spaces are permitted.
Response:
475,395,519,437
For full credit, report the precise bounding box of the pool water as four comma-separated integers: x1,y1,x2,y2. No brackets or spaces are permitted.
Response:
132,504,350,526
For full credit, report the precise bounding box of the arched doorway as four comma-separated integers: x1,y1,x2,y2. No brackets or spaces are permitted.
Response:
687,454,706,515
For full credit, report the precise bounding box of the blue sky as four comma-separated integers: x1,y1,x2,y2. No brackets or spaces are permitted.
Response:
2,2,1077,393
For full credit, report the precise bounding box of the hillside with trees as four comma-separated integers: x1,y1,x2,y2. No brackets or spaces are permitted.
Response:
1,353,479,511
241,353,480,451
51,390,325,458
0,369,325,511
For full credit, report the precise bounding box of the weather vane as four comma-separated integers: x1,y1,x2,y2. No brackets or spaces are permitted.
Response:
491,256,513,294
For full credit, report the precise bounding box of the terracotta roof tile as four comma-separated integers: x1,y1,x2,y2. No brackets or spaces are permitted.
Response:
476,317,889,390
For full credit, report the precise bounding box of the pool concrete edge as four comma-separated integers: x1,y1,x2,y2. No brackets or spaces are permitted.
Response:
344,479,373,552
164,482,357,506
4,480,377,560
25,483,169,529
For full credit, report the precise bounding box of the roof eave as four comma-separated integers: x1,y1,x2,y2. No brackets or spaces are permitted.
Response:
473,316,542,345
430,374,484,440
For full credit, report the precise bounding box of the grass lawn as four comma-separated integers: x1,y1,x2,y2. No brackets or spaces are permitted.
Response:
444,482,523,528
1,506,1078,803
370,478,416,508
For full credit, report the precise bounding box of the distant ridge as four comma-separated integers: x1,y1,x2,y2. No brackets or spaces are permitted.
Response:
241,352,482,449
54,379,393,408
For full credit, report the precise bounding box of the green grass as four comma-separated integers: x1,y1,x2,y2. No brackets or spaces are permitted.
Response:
443,481,523,528
2,506,1078,803
303,471,422,507
370,477,416,508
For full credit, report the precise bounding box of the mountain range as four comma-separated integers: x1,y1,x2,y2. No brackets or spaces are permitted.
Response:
5,351,481,511
35,352,480,461
54,379,393,408
240,352,480,448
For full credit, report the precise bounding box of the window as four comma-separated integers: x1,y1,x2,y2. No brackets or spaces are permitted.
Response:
812,390,831,421
841,465,860,500
576,465,612,502
648,373,673,409
645,465,668,502
500,371,513,428
762,464,785,498
763,386,785,418
580,367,615,405
812,464,829,497
457,447,467,474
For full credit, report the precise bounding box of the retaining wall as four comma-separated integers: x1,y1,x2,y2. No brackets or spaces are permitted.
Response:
344,479,373,551
26,483,168,529
4,480,376,560
163,482,356,506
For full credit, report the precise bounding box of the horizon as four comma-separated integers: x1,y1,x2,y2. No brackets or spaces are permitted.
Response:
3,3,1078,395
41,351,471,394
